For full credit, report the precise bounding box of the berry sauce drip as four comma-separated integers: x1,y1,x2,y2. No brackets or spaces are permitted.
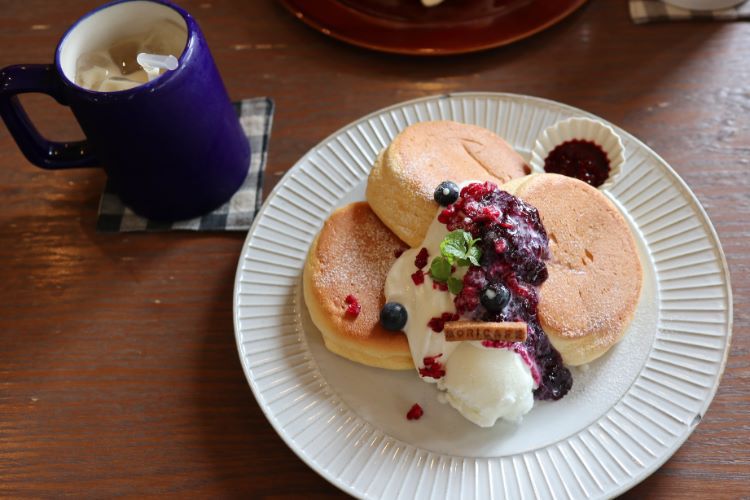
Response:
437,181,572,401
544,140,610,187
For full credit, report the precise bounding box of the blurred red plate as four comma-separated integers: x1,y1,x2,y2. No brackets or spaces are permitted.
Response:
279,0,588,55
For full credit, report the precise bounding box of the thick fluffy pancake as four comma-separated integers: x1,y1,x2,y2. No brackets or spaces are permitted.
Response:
509,174,643,366
303,202,413,370
367,121,528,247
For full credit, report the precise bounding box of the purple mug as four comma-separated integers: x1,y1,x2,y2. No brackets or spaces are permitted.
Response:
0,0,250,221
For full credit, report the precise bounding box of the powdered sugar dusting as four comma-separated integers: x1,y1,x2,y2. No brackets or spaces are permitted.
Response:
525,177,643,359
315,208,406,294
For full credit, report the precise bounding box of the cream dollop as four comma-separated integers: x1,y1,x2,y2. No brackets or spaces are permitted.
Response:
385,215,462,377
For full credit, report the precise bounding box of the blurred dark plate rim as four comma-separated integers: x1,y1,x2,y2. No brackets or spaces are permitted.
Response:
278,0,589,56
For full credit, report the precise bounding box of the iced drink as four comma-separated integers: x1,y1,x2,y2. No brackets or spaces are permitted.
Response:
75,19,186,92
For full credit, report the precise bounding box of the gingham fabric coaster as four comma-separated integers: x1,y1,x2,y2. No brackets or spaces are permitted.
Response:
96,97,274,232
630,0,750,23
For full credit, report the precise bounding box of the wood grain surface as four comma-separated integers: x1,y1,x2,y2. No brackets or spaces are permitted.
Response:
0,0,748,497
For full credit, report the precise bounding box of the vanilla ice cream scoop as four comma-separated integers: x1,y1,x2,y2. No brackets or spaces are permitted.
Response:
438,343,535,427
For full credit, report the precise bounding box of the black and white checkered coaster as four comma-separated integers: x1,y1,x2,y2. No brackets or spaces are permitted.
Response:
96,97,274,232
630,0,750,23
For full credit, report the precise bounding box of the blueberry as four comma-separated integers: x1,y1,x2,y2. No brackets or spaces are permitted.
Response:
380,302,408,331
523,260,548,286
433,181,459,206
480,284,510,312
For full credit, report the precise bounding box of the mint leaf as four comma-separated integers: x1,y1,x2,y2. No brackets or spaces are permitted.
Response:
429,257,452,282
439,229,482,268
441,246,463,263
466,246,481,266
441,230,471,262
444,230,466,246
440,238,465,264
448,277,464,295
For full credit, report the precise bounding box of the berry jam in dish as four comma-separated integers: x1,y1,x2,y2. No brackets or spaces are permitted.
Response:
543,139,610,187
438,181,572,400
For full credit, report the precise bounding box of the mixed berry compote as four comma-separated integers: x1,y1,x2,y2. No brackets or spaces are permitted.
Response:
543,139,610,187
437,181,572,400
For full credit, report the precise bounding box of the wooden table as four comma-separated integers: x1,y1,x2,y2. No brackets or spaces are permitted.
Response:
1,0,747,497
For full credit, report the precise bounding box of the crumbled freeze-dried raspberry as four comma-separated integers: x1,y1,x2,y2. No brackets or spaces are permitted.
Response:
411,269,425,286
406,403,423,420
414,247,429,269
418,354,445,379
432,280,448,292
427,312,460,333
344,295,361,317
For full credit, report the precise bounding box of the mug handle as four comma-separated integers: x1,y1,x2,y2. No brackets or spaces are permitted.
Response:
0,64,97,169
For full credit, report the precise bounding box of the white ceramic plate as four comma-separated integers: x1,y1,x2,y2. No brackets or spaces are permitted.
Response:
233,93,732,499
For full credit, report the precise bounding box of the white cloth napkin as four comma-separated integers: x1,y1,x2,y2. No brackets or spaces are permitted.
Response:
629,0,750,23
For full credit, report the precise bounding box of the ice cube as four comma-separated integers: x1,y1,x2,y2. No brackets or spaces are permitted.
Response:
74,19,186,91
123,70,150,85
76,65,109,91
75,51,118,91
98,75,142,92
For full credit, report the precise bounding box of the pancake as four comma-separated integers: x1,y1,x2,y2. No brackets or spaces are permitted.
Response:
506,174,643,366
303,202,413,370
367,121,528,247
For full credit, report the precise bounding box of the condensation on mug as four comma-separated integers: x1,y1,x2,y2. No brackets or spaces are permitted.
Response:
75,19,186,92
